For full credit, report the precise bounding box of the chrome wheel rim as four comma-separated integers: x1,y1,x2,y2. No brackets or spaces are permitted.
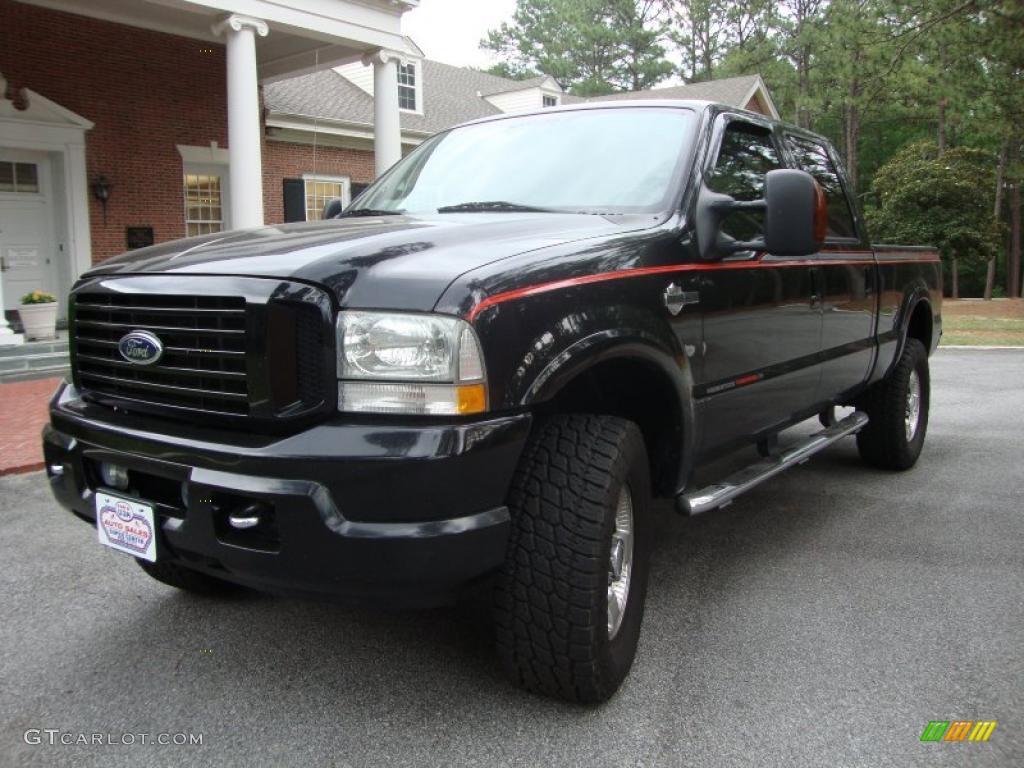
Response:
905,369,921,442
607,485,634,640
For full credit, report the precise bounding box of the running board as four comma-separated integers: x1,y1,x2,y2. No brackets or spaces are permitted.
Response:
677,411,869,516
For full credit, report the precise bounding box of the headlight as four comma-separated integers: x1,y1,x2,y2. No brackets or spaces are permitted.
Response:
336,312,487,415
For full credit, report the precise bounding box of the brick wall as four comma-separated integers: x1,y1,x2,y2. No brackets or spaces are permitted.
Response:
0,0,377,266
262,139,375,223
0,0,227,261
745,93,770,117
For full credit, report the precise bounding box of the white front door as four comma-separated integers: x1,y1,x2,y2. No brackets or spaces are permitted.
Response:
0,150,56,312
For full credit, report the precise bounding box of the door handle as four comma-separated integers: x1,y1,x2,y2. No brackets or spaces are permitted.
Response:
0,256,7,272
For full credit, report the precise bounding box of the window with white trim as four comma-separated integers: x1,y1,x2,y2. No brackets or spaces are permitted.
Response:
304,176,351,221
398,62,417,111
542,95,558,108
183,173,223,236
0,161,39,193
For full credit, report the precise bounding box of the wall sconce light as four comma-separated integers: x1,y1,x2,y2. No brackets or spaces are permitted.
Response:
92,175,112,224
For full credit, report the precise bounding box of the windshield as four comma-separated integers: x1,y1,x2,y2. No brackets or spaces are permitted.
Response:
351,107,696,216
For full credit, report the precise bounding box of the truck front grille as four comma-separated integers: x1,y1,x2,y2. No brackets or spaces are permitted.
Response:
73,293,250,416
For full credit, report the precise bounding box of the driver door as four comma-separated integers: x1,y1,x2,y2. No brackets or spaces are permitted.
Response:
695,117,823,456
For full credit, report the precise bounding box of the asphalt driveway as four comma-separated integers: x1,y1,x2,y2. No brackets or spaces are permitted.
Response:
1,349,1021,767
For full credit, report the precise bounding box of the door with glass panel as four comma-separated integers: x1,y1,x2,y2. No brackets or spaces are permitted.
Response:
0,150,57,313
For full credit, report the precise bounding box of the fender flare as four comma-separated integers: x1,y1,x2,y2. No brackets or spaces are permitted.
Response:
520,328,698,494
888,284,934,374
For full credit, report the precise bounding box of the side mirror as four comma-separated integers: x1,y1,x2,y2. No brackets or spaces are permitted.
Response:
321,198,344,219
695,169,826,259
763,169,827,256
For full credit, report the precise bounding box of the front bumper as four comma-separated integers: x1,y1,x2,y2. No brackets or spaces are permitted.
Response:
44,382,530,605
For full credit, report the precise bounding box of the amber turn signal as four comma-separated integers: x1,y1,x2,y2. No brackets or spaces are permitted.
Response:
456,383,487,414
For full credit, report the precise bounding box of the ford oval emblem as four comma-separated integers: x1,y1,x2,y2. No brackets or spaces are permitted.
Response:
118,330,164,366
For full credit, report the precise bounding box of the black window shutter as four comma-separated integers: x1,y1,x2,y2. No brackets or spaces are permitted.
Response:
350,182,370,203
283,178,306,222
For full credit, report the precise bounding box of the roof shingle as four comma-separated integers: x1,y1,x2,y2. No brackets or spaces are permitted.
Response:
264,67,771,137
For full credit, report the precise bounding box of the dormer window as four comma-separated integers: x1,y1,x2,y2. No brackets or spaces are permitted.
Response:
543,95,558,108
398,62,417,111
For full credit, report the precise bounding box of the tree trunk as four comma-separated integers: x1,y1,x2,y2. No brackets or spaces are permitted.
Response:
797,48,811,128
937,97,947,154
984,142,1007,300
937,47,949,154
845,102,860,191
1011,181,1022,299
951,256,959,299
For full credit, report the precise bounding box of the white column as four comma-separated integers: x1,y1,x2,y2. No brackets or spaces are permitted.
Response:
213,15,269,230
364,50,402,177
0,269,25,347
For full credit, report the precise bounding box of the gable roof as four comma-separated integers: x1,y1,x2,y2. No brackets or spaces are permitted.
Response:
264,60,544,136
479,75,557,97
581,74,779,118
263,67,778,140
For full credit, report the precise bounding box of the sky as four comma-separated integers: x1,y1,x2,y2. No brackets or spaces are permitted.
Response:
401,0,517,68
402,0,685,87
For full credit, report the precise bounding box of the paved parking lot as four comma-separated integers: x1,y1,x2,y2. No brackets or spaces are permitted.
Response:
1,349,1021,767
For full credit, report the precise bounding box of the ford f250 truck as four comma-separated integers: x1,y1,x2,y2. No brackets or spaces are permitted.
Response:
43,101,941,703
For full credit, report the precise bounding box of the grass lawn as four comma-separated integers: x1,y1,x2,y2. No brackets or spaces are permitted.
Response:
940,298,1024,346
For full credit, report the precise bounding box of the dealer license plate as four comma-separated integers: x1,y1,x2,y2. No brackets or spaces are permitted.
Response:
95,491,158,562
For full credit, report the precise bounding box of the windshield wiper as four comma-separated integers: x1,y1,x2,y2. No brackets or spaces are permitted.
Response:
338,208,404,218
436,201,557,214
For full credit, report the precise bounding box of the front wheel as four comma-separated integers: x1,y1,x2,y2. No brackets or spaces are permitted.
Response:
856,338,930,470
494,414,652,704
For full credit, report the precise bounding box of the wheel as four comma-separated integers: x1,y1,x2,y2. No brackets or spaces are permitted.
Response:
856,338,929,470
494,414,652,704
136,558,242,595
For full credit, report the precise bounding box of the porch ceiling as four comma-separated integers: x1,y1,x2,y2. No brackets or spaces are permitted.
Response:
14,0,418,82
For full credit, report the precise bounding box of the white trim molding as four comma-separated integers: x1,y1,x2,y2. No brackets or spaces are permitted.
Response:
211,14,270,38
0,72,93,309
742,76,780,120
176,143,230,165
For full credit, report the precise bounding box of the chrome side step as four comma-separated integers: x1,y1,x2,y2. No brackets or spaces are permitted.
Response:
677,411,869,516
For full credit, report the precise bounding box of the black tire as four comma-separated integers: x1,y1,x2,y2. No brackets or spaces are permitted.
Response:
856,338,929,470
136,558,241,596
494,414,652,704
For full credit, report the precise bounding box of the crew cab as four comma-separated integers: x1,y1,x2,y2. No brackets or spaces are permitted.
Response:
43,101,941,703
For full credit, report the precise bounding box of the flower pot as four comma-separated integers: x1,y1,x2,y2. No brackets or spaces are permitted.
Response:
18,302,58,341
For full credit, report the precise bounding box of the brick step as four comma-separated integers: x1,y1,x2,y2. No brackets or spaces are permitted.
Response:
0,340,69,359
0,365,69,384
0,352,70,382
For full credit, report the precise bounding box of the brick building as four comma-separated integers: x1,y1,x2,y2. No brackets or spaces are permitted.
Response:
0,0,777,333
0,0,416,333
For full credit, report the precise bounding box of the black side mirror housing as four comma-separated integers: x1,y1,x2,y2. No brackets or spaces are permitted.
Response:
695,169,826,259
322,198,344,219
763,169,826,256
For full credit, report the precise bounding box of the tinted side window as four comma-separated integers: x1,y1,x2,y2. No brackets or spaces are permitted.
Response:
706,122,782,241
785,135,857,238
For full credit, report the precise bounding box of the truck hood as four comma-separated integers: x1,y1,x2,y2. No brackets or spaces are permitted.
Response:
85,213,652,311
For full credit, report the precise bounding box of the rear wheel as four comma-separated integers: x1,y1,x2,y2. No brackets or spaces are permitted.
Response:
856,338,929,470
136,559,242,596
494,414,652,704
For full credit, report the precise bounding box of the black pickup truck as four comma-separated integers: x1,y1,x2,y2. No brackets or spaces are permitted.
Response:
43,101,941,703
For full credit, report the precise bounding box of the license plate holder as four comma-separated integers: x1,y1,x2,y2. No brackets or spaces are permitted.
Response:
95,491,158,562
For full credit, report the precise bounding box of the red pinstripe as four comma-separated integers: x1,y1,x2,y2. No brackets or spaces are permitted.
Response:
466,253,941,321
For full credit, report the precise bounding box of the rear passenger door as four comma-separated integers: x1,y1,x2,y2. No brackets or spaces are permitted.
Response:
783,133,876,402
696,117,822,456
